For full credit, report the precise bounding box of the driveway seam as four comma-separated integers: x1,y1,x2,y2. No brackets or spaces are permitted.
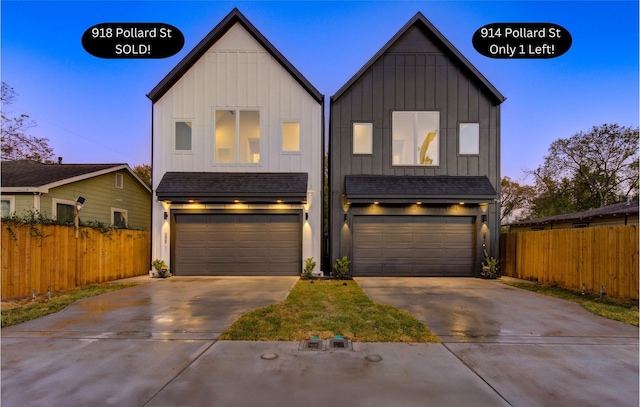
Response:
441,342,514,407
141,340,217,407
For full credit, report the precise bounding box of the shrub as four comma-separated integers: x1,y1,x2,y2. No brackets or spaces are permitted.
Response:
333,256,350,279
302,257,316,278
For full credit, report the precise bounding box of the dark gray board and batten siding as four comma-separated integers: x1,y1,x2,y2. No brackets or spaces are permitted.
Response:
330,13,504,276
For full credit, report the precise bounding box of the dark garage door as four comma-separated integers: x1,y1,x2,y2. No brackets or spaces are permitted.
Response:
352,216,475,277
174,213,301,276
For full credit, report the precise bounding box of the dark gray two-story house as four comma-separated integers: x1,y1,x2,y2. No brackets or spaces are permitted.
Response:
329,12,505,277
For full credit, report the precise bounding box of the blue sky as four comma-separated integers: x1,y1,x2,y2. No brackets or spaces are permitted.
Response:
2,1,638,183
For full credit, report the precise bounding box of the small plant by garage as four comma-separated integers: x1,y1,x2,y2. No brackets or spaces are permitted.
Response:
333,256,350,279
152,259,170,278
481,250,500,279
302,257,316,279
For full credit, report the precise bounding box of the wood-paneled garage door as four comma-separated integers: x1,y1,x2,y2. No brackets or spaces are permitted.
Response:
352,216,475,277
174,213,301,276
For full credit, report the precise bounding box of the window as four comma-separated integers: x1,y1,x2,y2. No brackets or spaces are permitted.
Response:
112,208,127,228
175,121,192,151
1,196,14,218
282,122,300,152
115,173,124,189
215,110,260,163
392,111,439,165
56,203,74,224
572,222,589,229
459,123,480,155
353,123,373,155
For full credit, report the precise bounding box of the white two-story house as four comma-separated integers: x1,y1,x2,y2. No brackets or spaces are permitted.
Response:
148,8,323,276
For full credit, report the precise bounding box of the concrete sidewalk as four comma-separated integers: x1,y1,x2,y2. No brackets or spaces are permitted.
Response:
2,276,638,406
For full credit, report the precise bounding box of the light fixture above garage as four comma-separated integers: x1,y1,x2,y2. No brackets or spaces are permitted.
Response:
416,201,422,205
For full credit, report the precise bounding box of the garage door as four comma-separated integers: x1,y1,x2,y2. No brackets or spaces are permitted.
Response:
352,216,475,277
174,213,301,276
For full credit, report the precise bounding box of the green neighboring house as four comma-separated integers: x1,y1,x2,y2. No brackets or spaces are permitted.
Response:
1,160,151,230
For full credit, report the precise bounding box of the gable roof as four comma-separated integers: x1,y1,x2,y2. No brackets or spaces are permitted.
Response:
345,175,497,204
1,160,151,194
332,12,505,104
147,8,322,104
156,172,308,203
506,202,640,227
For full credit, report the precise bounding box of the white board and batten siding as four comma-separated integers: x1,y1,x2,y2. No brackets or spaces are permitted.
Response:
152,22,323,273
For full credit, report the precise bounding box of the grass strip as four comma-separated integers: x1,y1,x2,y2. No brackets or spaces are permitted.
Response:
1,283,139,328
504,282,639,327
220,279,440,342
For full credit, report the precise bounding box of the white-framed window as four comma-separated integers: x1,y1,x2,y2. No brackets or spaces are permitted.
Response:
1,195,15,218
392,111,439,166
282,121,301,152
111,208,128,228
214,109,261,163
174,121,193,151
353,123,373,155
115,173,124,189
459,123,480,155
52,198,75,224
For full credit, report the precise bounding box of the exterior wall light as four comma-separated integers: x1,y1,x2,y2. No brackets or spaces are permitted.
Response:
305,212,309,221
164,211,169,220
482,214,487,223
344,213,348,223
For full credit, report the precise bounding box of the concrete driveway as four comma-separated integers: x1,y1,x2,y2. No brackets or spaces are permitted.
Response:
356,277,639,406
2,276,638,406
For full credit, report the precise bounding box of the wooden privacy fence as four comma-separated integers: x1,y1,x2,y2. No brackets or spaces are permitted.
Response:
1,222,150,300
500,225,639,300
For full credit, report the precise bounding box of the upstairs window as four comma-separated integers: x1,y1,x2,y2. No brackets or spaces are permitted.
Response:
215,110,260,163
353,123,373,155
392,111,439,166
282,122,300,152
459,123,480,155
175,121,192,151
115,173,124,189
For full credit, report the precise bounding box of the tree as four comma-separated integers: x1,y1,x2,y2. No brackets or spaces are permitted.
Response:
531,124,638,209
1,82,54,162
525,124,639,219
500,177,534,223
133,164,151,188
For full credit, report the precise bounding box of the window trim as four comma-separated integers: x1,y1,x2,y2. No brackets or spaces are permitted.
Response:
115,173,124,189
173,119,195,154
52,198,76,222
281,120,302,154
459,122,480,156
352,122,373,155
1,195,15,217
391,111,440,166
111,208,128,228
213,108,262,164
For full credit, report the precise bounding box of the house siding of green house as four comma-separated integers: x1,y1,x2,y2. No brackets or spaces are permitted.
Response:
2,162,151,231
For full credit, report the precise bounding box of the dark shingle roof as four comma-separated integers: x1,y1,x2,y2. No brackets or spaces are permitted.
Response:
344,175,497,203
332,12,505,104
506,202,639,226
156,172,308,203
1,160,127,188
148,8,322,104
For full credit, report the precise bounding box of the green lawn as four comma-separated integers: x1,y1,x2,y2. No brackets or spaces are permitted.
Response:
1,283,139,328
504,282,639,326
220,279,440,342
